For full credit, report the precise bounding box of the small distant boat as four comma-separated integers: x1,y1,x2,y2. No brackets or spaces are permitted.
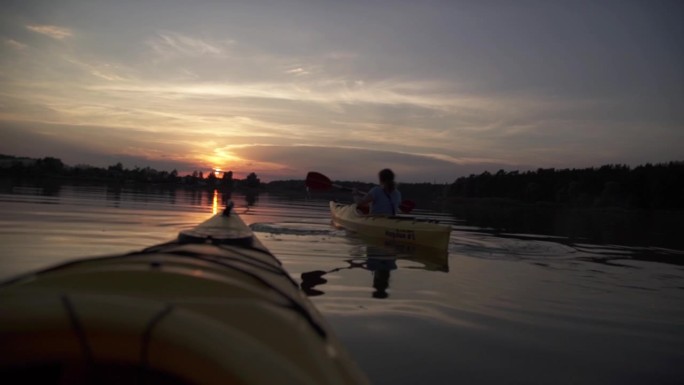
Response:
330,202,452,250
0,204,370,385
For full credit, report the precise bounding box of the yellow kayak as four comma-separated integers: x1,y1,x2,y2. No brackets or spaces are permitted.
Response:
330,202,452,250
0,206,370,385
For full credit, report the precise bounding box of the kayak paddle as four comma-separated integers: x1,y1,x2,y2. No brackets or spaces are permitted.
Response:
305,171,351,192
305,171,416,214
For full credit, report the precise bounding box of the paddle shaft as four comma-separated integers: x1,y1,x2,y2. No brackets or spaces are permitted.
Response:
306,171,414,213
332,183,366,195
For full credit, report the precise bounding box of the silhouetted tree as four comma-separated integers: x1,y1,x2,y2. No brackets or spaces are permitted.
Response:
39,157,64,175
207,171,217,186
222,171,234,189
169,169,179,183
245,172,260,188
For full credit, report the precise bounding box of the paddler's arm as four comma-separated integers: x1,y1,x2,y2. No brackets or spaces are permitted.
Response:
352,188,373,206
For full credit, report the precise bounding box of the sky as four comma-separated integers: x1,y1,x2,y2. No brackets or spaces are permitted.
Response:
0,0,682,182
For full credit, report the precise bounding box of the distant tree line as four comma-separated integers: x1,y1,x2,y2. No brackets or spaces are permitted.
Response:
0,155,261,189
447,163,684,209
263,163,684,211
3,154,682,209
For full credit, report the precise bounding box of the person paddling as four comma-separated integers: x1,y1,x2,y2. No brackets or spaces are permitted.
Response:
353,169,402,216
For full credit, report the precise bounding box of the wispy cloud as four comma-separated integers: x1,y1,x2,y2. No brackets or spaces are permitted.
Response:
222,144,514,182
90,78,489,113
62,57,128,81
4,38,28,50
285,67,311,76
146,31,231,58
26,24,73,40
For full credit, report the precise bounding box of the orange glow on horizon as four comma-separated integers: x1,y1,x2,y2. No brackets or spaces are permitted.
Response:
175,147,289,181
204,150,242,175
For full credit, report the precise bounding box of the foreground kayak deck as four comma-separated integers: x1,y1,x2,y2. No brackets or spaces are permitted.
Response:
0,207,370,385
330,202,452,250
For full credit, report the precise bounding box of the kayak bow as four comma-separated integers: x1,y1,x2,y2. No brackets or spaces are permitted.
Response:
0,205,370,385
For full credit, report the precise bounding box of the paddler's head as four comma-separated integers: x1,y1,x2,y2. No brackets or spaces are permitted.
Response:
379,168,395,192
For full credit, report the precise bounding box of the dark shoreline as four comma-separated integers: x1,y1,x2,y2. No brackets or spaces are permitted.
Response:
2,177,683,260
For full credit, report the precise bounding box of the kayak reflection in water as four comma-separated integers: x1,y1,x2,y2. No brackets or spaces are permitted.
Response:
353,168,402,216
300,254,397,299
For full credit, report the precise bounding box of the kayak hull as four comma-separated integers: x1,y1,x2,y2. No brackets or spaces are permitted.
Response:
0,209,369,385
330,201,452,250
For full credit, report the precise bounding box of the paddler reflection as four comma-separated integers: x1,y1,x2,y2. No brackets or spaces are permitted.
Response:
300,245,398,299
366,255,397,299
300,240,448,298
365,243,397,299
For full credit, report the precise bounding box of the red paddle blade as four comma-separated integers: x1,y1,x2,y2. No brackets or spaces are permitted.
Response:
305,171,333,190
399,200,416,213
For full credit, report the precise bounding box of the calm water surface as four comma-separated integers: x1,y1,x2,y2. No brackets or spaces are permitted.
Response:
1,184,683,385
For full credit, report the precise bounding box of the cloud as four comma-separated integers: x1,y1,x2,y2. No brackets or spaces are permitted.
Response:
0,120,194,171
224,144,514,183
146,31,230,59
0,114,517,182
3,65,678,180
4,38,28,50
61,57,129,81
26,24,73,40
285,67,311,76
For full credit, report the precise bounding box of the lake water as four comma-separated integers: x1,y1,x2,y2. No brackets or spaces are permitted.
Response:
1,183,683,385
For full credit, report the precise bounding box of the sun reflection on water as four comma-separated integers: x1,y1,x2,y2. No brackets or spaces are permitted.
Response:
212,189,218,215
